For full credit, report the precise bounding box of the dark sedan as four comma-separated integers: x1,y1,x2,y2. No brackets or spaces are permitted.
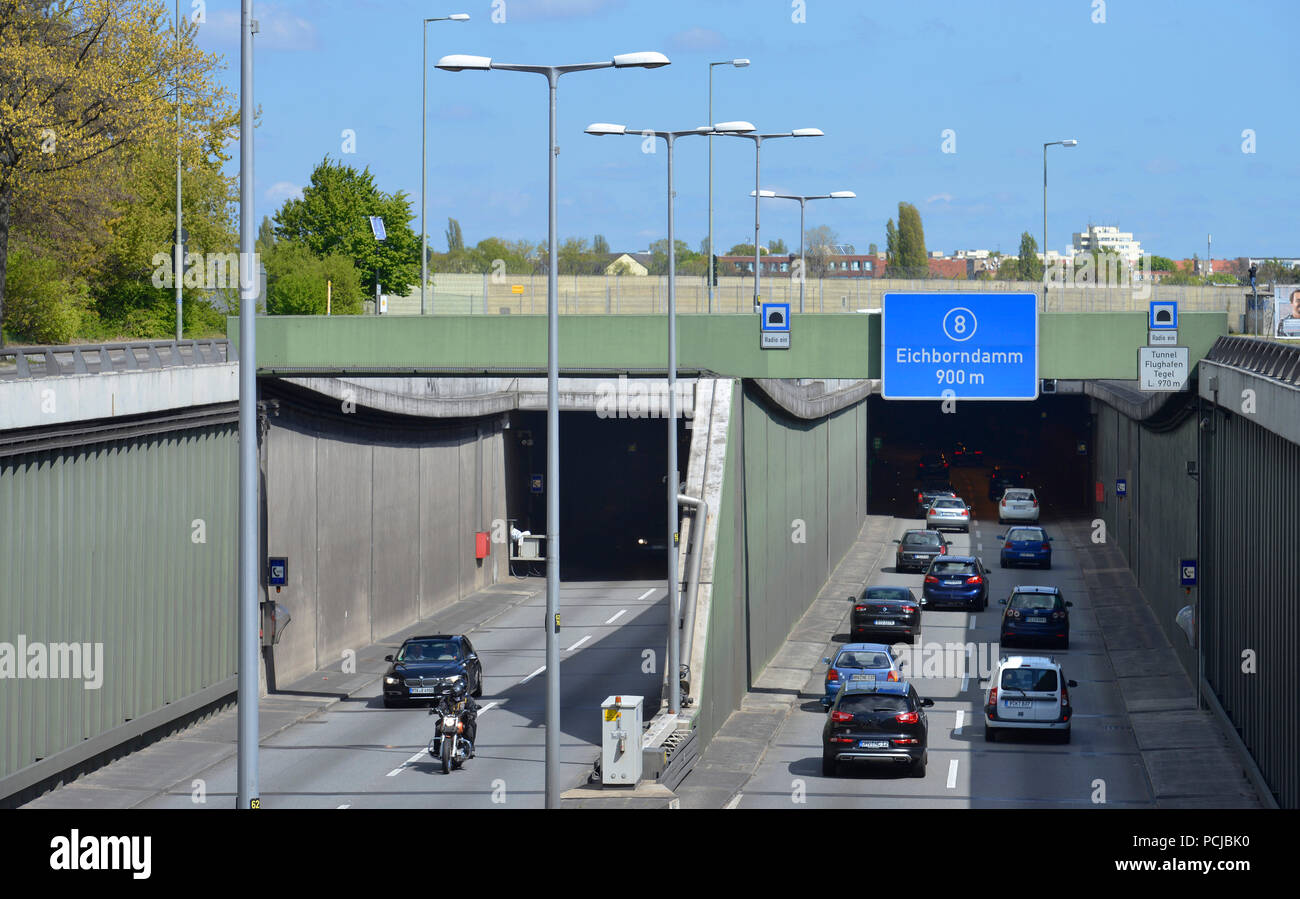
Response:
822,680,933,777
922,556,990,611
988,466,1028,501
913,481,957,518
383,634,484,707
999,586,1072,649
851,585,921,644
894,529,949,572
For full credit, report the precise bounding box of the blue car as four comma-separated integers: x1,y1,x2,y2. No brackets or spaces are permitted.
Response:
999,586,1072,649
820,643,900,709
922,555,990,611
998,526,1053,570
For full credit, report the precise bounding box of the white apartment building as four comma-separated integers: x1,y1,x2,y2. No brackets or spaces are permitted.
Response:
1072,224,1143,264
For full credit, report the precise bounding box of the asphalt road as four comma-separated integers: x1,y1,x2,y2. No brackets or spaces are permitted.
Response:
141,580,667,809
730,465,1155,808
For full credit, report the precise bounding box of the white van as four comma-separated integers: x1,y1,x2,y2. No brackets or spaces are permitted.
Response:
983,655,1077,744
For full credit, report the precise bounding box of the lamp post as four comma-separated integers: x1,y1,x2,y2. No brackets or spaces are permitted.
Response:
752,189,855,312
707,59,748,313
587,120,753,716
1042,139,1077,306
716,129,824,311
436,51,669,809
421,14,470,316
175,0,183,341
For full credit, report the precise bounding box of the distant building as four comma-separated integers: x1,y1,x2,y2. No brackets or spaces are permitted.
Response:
1072,224,1143,264
604,252,652,276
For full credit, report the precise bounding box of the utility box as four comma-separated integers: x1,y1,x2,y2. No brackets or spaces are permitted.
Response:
600,695,643,785
474,531,490,559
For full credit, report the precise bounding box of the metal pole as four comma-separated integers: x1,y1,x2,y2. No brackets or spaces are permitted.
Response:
421,21,428,315
666,133,680,716
1042,143,1048,310
753,138,761,312
175,0,183,341
236,0,259,810
707,65,714,314
544,68,561,811
798,197,806,313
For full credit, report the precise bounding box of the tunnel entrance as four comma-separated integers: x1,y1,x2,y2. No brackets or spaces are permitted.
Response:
505,411,690,580
868,394,1093,519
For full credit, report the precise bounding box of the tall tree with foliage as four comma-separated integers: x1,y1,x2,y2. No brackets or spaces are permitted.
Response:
1,0,233,343
446,217,464,253
592,234,610,256
274,157,419,294
885,219,898,269
896,202,928,277
1016,232,1043,282
804,225,837,277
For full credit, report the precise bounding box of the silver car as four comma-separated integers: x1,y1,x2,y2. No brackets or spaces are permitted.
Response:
926,497,972,533
997,488,1039,524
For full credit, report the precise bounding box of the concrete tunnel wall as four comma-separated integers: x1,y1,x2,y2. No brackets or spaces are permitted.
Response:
262,394,507,687
696,380,869,744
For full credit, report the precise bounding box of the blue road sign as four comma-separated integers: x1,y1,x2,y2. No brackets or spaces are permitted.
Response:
760,302,790,332
529,474,543,494
1116,478,1127,496
882,293,1038,400
1149,301,1178,329
268,557,288,587
1180,559,1197,587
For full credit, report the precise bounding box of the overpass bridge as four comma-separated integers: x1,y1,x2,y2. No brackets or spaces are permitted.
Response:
2,313,1296,809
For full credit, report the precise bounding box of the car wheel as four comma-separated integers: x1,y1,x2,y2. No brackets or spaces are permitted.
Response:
911,756,927,778
1000,558,1007,568
472,669,484,698
1043,560,1052,570
1060,638,1070,650
383,696,397,709
822,753,838,777
984,726,996,743
1058,729,1071,745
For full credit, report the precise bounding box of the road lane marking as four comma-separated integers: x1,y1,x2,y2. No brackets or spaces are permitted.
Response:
520,665,546,685
968,615,976,630
566,634,592,652
636,589,656,601
337,804,351,809
477,701,498,716
387,747,430,777
724,793,743,809
954,710,964,734
977,543,982,552
946,759,959,789
605,609,627,625
961,673,969,692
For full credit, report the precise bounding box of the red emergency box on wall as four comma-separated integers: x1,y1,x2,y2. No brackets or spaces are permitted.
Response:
475,531,490,559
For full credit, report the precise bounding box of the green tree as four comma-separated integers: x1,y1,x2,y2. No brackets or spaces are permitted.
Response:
3,247,94,344
592,234,610,256
274,157,419,294
1148,255,1177,272
1016,232,1043,282
804,225,837,277
868,242,878,257
256,216,277,257
896,203,928,277
767,238,788,255
885,219,898,269
446,218,464,253
264,241,363,315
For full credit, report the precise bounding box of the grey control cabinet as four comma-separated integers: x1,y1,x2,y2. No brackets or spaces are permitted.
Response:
600,695,643,785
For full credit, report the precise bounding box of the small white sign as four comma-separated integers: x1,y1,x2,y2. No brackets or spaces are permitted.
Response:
760,332,790,349
1138,346,1189,391
1148,329,1177,346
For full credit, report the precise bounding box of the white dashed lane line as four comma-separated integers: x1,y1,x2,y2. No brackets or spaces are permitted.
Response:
636,589,656,601
946,759,960,789
605,609,627,625
954,710,964,734
520,665,546,685
565,634,592,652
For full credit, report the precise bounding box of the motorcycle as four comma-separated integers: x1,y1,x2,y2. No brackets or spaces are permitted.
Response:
427,687,475,774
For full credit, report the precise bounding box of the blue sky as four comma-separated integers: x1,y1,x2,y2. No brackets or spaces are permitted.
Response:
196,0,1298,259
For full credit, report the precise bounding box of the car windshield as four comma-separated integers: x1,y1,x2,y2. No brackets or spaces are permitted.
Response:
864,587,911,601
838,694,909,714
902,532,942,546
398,639,458,662
835,651,891,669
1001,667,1059,692
932,499,964,509
1010,592,1063,611
1007,528,1045,542
931,561,976,575
1003,489,1033,501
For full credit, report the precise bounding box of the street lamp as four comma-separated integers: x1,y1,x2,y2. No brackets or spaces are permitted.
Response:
437,50,669,809
752,189,855,312
421,13,470,316
716,128,824,311
586,120,753,716
1043,138,1077,304
708,58,748,313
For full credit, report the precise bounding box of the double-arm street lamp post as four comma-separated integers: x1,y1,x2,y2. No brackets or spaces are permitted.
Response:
752,189,856,313
436,51,670,809
707,58,748,313
586,120,754,716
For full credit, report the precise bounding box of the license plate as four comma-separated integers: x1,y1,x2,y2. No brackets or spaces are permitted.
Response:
944,579,962,586
409,687,436,695
1027,616,1046,623
1004,700,1031,708
849,674,876,682
874,619,896,626
859,740,889,749
1020,552,1036,557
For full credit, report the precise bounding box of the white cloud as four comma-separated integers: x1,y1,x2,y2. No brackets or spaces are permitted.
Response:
926,193,955,204
266,181,304,205
203,5,319,51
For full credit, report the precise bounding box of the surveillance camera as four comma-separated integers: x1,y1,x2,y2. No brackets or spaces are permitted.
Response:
1199,417,1210,430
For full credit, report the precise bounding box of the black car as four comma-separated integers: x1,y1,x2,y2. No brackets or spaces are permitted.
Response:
988,466,1028,501
383,634,484,707
999,586,1072,649
822,680,933,777
852,585,921,644
950,441,984,467
913,480,956,518
916,454,949,480
893,529,950,572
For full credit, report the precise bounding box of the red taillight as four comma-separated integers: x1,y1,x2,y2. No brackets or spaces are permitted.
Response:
830,710,853,722
901,605,916,614
988,687,998,705
1032,497,1039,507
960,510,969,517
924,575,939,584
827,668,839,681
939,545,946,554
917,492,924,503
1041,543,1051,551
895,711,919,724
1052,610,1065,619
855,605,867,612
887,670,899,682
966,575,983,585
1008,609,1020,618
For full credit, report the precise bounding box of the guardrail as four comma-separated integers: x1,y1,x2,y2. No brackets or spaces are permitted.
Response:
0,339,230,381
1204,336,1300,386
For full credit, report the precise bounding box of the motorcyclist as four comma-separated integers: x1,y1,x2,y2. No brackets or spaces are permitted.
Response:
430,679,480,758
